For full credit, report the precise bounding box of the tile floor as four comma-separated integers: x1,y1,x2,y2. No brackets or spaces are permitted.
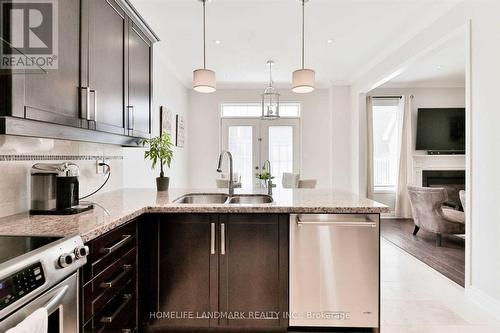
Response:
380,238,500,333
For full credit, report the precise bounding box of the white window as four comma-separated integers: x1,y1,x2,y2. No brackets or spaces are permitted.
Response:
221,103,300,118
227,126,254,189
220,103,301,189
267,126,294,188
372,99,403,192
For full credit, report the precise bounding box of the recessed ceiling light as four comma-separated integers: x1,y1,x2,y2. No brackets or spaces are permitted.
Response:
214,40,221,44
326,39,334,44
436,65,443,69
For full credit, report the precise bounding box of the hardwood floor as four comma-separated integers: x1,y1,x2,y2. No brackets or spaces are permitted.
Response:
380,218,465,287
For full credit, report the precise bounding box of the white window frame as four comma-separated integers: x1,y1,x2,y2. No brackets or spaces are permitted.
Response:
371,98,403,194
219,102,302,189
220,102,301,118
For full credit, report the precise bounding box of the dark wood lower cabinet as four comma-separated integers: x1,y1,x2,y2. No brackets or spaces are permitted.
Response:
220,214,289,328
140,214,289,331
82,214,289,332
157,214,218,327
81,219,139,333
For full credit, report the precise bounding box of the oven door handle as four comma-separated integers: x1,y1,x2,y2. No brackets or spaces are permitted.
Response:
44,285,68,313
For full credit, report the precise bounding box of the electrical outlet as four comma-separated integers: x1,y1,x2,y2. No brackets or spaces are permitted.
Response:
95,159,108,174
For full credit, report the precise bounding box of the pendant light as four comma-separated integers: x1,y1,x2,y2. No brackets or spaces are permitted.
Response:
193,0,216,93
292,0,315,94
261,60,280,119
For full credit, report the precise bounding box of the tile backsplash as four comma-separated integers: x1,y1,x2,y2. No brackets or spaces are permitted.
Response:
0,135,124,218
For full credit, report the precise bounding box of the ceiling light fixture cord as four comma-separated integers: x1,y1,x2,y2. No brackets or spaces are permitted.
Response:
302,0,305,69
203,0,206,69
269,62,273,86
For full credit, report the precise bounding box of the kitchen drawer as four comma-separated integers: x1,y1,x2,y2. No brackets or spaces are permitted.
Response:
83,221,137,283
83,279,137,333
83,247,137,323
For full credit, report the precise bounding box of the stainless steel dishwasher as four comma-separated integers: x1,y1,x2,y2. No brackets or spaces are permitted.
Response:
289,214,380,329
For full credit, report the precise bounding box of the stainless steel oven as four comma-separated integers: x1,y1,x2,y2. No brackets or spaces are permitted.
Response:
289,214,380,329
0,273,78,331
0,235,88,332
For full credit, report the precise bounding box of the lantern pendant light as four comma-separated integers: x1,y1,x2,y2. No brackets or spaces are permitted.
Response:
292,0,315,94
261,60,280,119
193,0,216,93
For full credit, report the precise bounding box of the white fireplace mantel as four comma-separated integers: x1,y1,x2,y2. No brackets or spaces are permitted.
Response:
412,154,466,186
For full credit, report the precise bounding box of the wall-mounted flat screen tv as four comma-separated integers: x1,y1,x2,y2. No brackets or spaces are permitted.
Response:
416,108,465,153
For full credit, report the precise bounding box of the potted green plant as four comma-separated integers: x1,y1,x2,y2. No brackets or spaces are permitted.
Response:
256,171,275,188
142,132,174,191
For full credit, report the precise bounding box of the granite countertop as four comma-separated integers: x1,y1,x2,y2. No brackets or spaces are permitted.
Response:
0,188,389,242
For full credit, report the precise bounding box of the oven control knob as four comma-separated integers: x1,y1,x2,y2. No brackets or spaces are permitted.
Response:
74,246,89,259
58,253,75,268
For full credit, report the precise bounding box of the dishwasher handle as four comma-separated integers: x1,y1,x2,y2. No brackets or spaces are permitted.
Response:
295,215,377,228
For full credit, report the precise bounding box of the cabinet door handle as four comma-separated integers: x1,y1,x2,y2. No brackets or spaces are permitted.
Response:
221,223,226,255
81,87,90,120
127,106,135,130
99,264,132,289
210,222,216,254
100,293,132,323
89,89,97,121
100,235,132,255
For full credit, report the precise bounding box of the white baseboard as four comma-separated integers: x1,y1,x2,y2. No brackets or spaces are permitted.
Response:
466,286,500,320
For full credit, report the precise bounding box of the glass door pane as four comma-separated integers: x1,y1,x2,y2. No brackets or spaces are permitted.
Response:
268,126,294,188
227,126,254,189
260,118,300,188
221,117,300,190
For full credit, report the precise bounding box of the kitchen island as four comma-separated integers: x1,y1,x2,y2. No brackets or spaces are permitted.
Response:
0,188,388,333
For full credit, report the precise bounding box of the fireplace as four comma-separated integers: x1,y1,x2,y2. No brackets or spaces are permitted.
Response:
422,170,465,210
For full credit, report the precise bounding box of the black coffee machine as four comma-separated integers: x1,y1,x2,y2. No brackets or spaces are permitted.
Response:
30,162,93,215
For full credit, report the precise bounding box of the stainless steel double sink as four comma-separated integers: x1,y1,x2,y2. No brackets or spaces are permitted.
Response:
173,193,273,204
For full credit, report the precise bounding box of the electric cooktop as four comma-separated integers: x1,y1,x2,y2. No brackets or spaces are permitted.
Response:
0,236,62,265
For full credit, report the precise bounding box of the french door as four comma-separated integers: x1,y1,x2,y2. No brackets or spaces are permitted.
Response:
221,118,300,189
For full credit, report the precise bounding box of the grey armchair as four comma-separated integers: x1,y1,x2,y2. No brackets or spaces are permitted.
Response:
407,185,465,246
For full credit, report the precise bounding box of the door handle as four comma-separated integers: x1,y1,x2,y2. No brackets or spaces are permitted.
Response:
100,294,132,323
100,235,132,255
80,87,90,121
221,223,226,255
99,264,132,289
296,216,377,228
127,106,135,130
44,285,68,313
89,89,97,121
210,222,216,255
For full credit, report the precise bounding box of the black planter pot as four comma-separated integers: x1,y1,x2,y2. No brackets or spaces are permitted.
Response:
156,177,170,192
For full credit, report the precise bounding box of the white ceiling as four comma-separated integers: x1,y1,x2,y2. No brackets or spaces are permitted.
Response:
381,29,466,88
131,0,462,88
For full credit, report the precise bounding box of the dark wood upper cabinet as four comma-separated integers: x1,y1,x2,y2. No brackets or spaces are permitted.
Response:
84,0,127,135
127,23,152,138
4,0,82,127
0,0,158,145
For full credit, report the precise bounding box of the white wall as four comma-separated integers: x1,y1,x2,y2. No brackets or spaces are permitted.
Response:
330,86,353,192
123,44,190,189
350,0,500,311
188,88,333,189
466,0,500,311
